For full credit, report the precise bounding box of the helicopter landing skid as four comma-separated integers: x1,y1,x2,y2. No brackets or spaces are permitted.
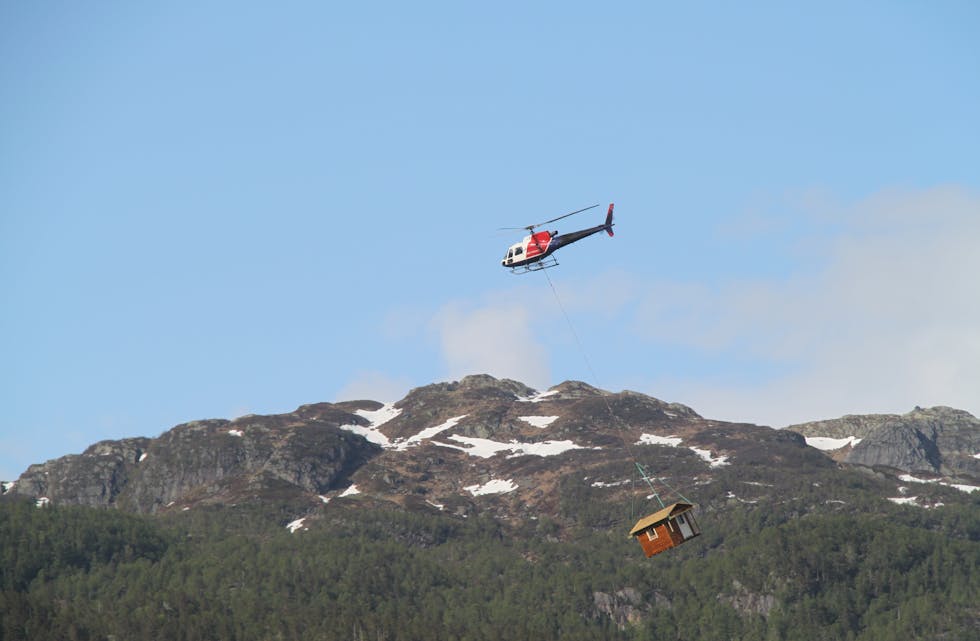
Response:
508,256,559,274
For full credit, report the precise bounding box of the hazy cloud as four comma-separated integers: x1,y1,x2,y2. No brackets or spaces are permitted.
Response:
228,406,254,420
417,187,979,426
636,185,980,425
431,299,551,391
335,371,413,403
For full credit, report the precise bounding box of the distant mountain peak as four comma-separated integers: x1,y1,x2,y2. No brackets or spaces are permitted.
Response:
788,406,980,481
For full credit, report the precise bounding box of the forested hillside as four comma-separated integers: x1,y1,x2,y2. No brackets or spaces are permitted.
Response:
2,485,977,641
4,378,978,639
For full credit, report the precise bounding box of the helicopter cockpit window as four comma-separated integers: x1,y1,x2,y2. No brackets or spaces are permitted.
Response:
505,249,513,260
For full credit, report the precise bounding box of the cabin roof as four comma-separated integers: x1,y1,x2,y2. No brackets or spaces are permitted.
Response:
629,502,695,537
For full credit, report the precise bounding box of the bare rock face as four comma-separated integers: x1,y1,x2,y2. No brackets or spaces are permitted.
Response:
9,408,379,513
592,588,659,628
720,579,776,617
788,414,898,440
790,407,980,479
12,438,150,508
844,407,979,478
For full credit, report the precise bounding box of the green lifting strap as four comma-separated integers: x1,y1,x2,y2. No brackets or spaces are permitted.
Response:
635,462,692,509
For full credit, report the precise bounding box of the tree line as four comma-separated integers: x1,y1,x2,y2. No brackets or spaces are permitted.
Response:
1,471,977,641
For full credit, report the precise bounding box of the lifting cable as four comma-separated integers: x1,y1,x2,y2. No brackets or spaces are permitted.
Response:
541,268,693,520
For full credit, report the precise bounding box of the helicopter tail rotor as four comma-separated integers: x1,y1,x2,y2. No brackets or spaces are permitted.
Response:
604,203,615,236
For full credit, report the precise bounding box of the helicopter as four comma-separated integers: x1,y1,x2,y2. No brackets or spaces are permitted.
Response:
501,203,614,273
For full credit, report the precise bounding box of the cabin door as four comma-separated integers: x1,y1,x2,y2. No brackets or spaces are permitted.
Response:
676,514,694,539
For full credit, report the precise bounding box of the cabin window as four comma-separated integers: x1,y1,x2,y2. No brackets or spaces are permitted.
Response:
677,515,686,525
646,528,659,541
515,247,523,255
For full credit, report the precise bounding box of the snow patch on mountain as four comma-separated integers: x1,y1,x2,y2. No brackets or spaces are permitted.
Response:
691,447,730,468
638,433,729,466
638,434,682,447
342,409,465,451
286,517,306,533
435,435,591,459
356,403,402,427
898,474,979,494
341,404,403,446
517,390,558,403
805,436,862,451
519,440,592,457
341,422,391,447
591,479,630,488
726,491,758,504
519,415,559,428
227,429,244,437
340,485,361,497
948,483,978,493
392,415,467,451
465,479,517,496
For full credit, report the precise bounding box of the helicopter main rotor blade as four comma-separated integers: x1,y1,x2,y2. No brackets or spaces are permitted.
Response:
531,203,600,228
499,203,601,232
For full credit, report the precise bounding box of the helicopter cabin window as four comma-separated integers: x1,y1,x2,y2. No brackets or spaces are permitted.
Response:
646,528,659,541
515,247,523,255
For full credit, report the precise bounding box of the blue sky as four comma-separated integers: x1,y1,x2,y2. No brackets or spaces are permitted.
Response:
2,2,979,480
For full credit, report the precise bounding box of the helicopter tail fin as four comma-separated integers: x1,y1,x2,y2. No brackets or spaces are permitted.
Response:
604,203,615,236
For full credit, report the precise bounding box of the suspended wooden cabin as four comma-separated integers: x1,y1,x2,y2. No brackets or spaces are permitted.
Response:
629,502,701,558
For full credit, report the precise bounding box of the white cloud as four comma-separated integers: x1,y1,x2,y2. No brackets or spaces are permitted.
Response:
335,371,412,403
635,186,980,425
228,406,254,420
431,299,550,390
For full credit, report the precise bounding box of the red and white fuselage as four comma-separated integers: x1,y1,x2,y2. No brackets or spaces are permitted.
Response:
502,203,614,271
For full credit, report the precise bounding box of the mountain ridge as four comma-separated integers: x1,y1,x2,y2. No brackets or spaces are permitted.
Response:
4,375,977,524
4,375,979,639
787,405,980,481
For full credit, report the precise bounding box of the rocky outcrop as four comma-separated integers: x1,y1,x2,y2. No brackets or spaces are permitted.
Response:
788,414,898,440
592,588,664,628
719,579,776,617
8,408,380,513
845,407,979,478
383,375,537,442
12,437,150,507
789,407,980,479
